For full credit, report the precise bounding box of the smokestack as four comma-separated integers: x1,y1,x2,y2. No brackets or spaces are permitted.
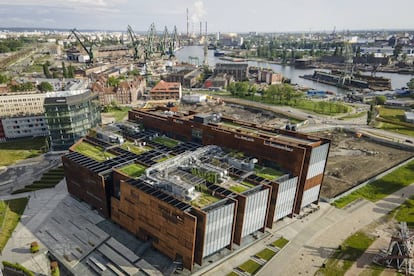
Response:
205,21,207,36
200,21,202,37
186,8,189,37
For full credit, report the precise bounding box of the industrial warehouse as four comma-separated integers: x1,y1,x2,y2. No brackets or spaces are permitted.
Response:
62,105,331,271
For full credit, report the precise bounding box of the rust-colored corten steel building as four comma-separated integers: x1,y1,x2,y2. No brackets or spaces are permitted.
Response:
129,107,330,214
62,106,330,271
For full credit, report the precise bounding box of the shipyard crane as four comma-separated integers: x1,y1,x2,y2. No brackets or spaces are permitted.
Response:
69,29,96,63
144,23,157,61
339,41,354,86
127,25,140,60
169,26,179,58
159,26,170,57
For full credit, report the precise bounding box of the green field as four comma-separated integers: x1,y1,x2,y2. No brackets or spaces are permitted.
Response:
256,248,277,261
152,136,180,148
272,237,289,248
378,107,405,122
316,231,375,276
0,137,46,166
118,163,146,178
333,160,414,208
339,111,367,120
73,141,116,161
0,198,29,251
395,196,414,227
238,259,262,275
102,106,131,122
376,122,414,137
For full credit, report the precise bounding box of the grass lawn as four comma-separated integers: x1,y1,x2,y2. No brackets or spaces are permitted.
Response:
376,122,414,137
256,248,277,261
255,166,284,180
118,163,146,178
339,111,367,120
395,196,414,227
0,137,46,166
333,160,414,208
154,155,172,163
0,198,29,251
227,272,239,276
120,142,151,155
238,259,262,275
358,264,384,276
102,106,131,122
152,136,180,148
272,237,289,248
316,231,375,276
73,141,116,162
378,107,406,122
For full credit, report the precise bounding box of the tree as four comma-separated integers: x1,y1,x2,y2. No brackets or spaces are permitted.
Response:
43,63,51,78
0,73,8,84
67,64,75,78
375,95,386,105
393,44,403,60
62,62,68,78
407,78,414,90
38,81,53,92
107,76,120,87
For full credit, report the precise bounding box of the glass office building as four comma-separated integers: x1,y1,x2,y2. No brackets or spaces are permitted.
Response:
44,90,101,151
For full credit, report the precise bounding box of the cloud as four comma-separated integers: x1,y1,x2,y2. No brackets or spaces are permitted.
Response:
190,0,206,23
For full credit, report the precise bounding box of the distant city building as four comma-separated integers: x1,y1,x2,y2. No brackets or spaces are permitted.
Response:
44,90,101,151
214,63,248,81
404,111,414,123
204,73,233,89
257,69,283,85
149,80,182,100
91,75,146,105
164,68,203,88
0,91,46,118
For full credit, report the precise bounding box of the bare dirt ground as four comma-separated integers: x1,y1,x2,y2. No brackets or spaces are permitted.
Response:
179,102,414,199
319,130,414,198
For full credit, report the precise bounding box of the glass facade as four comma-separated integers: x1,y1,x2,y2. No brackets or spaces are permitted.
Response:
44,91,101,151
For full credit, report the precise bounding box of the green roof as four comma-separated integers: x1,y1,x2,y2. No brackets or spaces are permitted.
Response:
73,141,116,162
118,163,146,178
120,141,152,155
255,165,285,180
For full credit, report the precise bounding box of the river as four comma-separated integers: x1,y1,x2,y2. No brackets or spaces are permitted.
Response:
174,46,413,94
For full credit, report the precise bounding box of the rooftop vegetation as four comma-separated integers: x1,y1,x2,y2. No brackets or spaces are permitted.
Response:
190,185,220,208
152,136,180,148
73,141,116,162
256,248,277,261
120,141,151,155
118,163,146,178
333,160,414,208
255,165,285,180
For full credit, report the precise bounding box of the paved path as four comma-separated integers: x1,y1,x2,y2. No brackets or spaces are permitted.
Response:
257,184,414,276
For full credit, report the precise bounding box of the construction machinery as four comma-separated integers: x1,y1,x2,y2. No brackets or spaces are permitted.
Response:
69,29,96,63
127,25,141,60
144,23,157,62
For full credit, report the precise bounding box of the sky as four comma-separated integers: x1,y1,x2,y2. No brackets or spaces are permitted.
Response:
0,0,413,33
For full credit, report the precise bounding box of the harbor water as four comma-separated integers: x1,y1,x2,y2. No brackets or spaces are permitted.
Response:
174,46,413,94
